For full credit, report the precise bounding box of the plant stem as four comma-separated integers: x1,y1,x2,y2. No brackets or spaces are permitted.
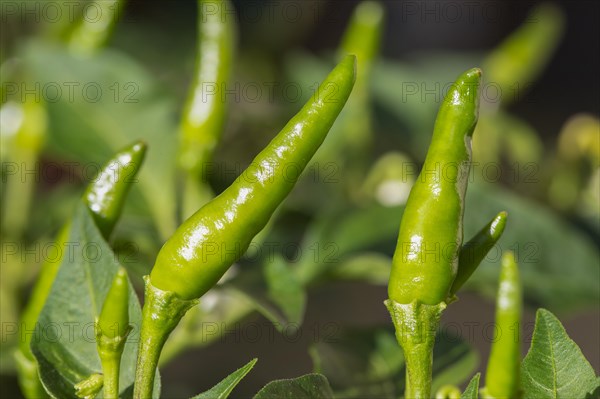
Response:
99,352,120,399
385,299,446,399
133,277,197,399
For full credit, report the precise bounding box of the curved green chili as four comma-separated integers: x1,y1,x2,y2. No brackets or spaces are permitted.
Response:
134,55,356,399
450,211,507,297
151,55,356,300
96,267,131,399
388,68,482,306
481,251,522,399
84,142,147,238
15,141,145,399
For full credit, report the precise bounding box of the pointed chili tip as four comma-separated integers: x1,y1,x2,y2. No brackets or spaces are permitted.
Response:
98,267,130,339
490,211,508,238
342,54,358,82
128,140,148,163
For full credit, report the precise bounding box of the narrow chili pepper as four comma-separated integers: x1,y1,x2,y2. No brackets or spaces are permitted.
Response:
179,0,236,219
151,55,356,301
179,0,235,177
481,251,522,399
15,141,145,399
450,211,507,297
1,97,47,238
323,0,383,158
84,142,147,238
388,68,482,306
134,55,356,399
386,68,483,399
483,3,564,107
96,267,131,399
68,0,126,54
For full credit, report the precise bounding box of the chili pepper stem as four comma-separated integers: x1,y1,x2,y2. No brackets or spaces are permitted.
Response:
134,277,198,399
385,299,446,399
96,325,131,399
98,349,121,399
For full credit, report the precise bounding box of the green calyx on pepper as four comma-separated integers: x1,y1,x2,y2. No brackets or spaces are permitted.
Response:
134,55,356,399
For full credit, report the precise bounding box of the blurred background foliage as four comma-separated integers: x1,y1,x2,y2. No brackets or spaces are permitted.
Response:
1,0,598,397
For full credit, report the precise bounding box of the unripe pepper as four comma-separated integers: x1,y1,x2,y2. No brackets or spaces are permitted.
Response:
450,211,507,297
388,68,482,306
179,0,235,177
96,267,131,399
150,55,356,301
15,141,145,399
481,251,522,399
134,55,356,399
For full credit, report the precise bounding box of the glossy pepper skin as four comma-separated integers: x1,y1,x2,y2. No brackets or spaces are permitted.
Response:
150,55,357,301
15,141,145,399
179,0,235,177
96,267,131,399
388,68,482,306
84,142,147,238
98,267,130,340
482,251,522,399
134,56,356,399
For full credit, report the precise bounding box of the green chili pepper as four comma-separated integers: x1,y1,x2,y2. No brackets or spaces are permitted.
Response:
96,267,131,399
151,55,356,300
388,68,482,306
483,3,564,107
134,55,356,399
68,0,126,55
386,68,491,399
84,142,147,238
15,141,145,399
179,0,236,219
179,0,235,177
481,251,522,399
1,97,47,238
450,211,507,297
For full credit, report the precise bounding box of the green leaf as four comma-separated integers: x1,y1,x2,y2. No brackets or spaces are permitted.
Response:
460,373,480,399
464,182,600,313
229,255,306,331
520,309,599,398
295,204,403,283
21,40,177,238
30,202,160,398
254,374,334,399
191,358,257,399
309,326,477,398
309,327,404,398
326,252,391,284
